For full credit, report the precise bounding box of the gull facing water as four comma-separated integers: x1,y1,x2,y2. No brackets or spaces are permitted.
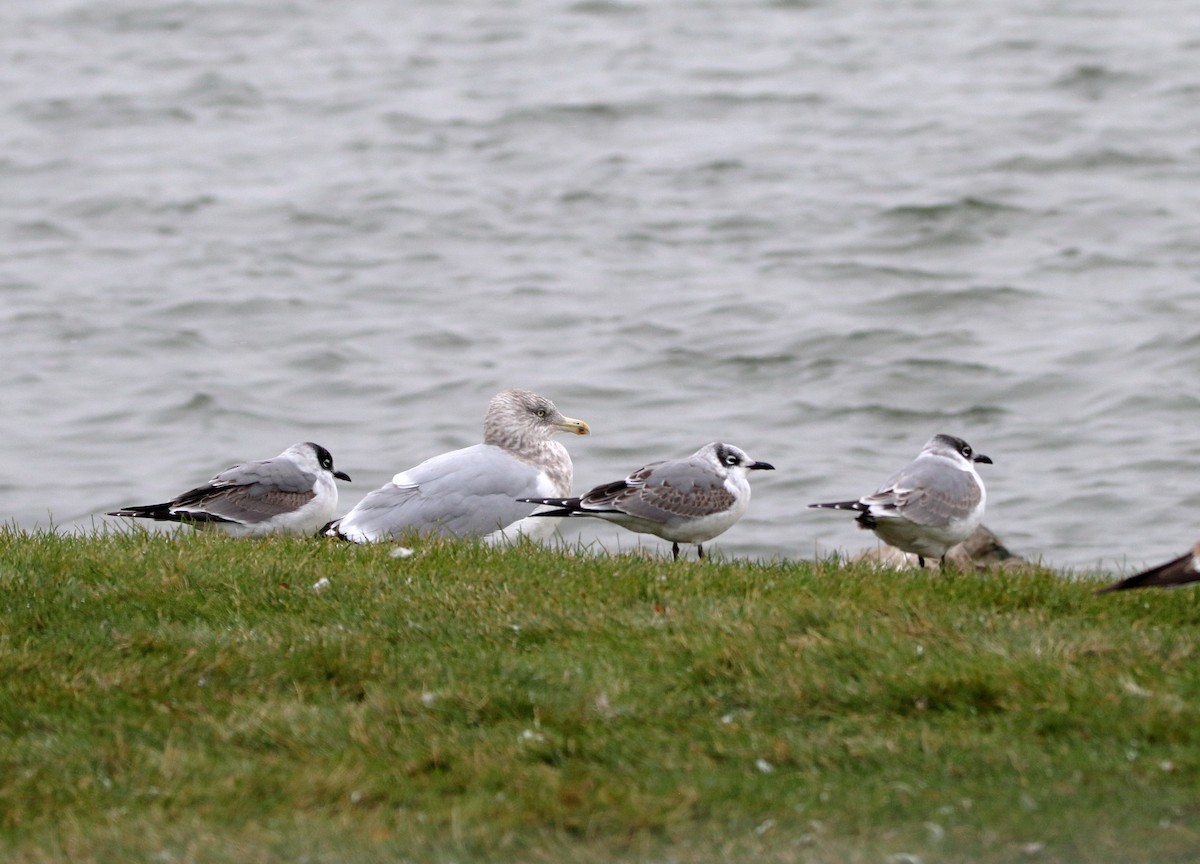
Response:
520,441,774,560
325,389,589,543
809,433,992,568
106,442,351,537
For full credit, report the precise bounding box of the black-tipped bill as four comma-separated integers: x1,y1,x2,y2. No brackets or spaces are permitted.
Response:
334,470,352,482
750,461,775,471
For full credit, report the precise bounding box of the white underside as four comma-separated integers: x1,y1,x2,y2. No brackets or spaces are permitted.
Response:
595,484,751,548
868,509,982,559
658,503,748,544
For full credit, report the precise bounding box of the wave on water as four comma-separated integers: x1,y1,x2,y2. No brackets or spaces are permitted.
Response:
994,148,1177,173
860,284,1037,317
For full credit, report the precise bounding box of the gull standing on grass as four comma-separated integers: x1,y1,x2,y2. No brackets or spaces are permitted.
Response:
519,442,775,561
1096,541,1200,593
107,442,351,537
325,389,590,543
808,433,992,568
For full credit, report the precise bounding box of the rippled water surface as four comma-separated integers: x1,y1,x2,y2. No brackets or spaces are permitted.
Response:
4,0,1200,570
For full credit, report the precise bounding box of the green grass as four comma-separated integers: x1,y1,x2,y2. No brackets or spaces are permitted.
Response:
2,529,1199,863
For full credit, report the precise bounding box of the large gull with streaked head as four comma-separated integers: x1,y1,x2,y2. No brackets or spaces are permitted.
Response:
325,389,590,543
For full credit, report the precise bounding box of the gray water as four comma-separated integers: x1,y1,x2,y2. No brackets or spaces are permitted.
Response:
4,0,1199,571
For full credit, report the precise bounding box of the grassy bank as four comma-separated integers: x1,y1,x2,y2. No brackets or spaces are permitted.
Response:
1,529,1198,863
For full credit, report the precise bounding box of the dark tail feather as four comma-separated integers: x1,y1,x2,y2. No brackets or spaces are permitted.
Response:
854,511,878,530
1096,551,1200,594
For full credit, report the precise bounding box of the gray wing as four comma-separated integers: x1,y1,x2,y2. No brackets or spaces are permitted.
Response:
864,457,979,527
334,444,546,541
173,457,317,524
211,456,317,493
592,457,736,524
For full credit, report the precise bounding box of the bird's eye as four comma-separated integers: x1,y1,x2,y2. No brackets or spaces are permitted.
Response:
962,446,972,458
725,455,738,465
535,408,547,417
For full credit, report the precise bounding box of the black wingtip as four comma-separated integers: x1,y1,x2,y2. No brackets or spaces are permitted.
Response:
516,497,617,518
106,505,236,526
1095,576,1144,594
1095,552,1200,594
516,497,575,518
106,503,175,521
528,507,577,518
1094,575,1197,595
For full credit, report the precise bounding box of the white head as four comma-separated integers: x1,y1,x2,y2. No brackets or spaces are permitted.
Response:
286,442,352,481
921,434,992,469
700,442,775,477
